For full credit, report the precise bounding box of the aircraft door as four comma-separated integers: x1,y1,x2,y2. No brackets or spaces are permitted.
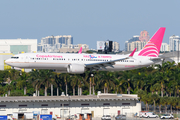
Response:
25,56,29,63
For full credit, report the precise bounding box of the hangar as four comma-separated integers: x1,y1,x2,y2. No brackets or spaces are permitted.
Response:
0,93,141,119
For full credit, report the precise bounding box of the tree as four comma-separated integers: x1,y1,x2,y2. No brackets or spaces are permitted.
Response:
54,73,64,96
61,73,70,96
119,71,133,94
10,91,23,96
142,94,150,111
0,86,5,95
168,97,176,113
16,72,29,95
99,71,115,93
5,84,13,96
137,89,145,103
70,75,78,96
35,70,55,96
160,96,169,113
29,69,41,96
151,93,159,112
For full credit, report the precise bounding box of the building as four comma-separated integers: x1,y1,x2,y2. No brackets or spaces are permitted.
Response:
160,43,169,52
139,30,150,42
125,41,147,51
41,35,73,46
169,35,180,51
97,41,120,52
113,42,120,52
125,30,150,52
0,39,37,54
0,53,13,70
59,44,89,53
0,93,141,118
38,35,73,52
125,36,141,51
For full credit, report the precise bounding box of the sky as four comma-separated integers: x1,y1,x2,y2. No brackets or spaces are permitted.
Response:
0,0,180,50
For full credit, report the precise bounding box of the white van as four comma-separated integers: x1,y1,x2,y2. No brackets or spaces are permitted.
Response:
140,112,158,118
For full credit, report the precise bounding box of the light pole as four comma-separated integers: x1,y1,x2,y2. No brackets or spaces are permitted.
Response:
90,74,94,95
178,38,179,64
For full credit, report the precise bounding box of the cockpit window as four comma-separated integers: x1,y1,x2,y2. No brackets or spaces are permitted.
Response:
11,57,19,59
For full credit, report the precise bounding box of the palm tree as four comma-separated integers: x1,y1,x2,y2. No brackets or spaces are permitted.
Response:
61,73,70,96
133,72,146,91
160,96,169,113
5,84,13,96
137,89,145,103
152,83,161,95
168,97,176,113
142,94,150,111
29,69,41,96
19,72,29,95
99,71,115,93
119,71,133,94
70,75,77,96
151,93,159,112
54,73,64,96
36,70,55,96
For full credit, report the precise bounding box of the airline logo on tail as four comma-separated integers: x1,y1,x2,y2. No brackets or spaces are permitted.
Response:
138,27,166,57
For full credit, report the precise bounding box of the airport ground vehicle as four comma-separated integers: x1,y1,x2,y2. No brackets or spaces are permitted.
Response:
160,114,174,119
101,115,111,120
115,115,126,120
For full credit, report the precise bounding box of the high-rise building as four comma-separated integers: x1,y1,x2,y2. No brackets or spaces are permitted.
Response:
169,35,180,51
113,41,120,52
41,35,73,46
125,30,150,51
160,43,169,52
38,35,74,52
97,41,120,52
59,44,89,53
139,30,150,42
125,41,147,51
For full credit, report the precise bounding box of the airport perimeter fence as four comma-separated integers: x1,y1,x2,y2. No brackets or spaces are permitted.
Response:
91,111,180,120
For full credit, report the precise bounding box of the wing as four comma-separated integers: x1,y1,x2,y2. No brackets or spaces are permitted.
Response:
85,48,137,71
85,57,128,71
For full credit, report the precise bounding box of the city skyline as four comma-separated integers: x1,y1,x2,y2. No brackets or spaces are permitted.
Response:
0,1,180,50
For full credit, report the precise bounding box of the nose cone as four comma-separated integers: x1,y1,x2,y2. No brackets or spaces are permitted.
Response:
5,59,11,65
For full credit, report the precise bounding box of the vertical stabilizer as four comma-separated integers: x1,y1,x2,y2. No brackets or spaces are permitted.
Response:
129,48,137,57
138,27,166,57
78,47,82,54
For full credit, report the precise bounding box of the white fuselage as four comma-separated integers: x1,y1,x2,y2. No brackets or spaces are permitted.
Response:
5,53,161,73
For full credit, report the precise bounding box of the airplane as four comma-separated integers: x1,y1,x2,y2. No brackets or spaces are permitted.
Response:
78,47,82,54
5,27,166,74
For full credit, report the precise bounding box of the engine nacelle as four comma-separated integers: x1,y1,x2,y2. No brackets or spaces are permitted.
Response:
67,64,85,74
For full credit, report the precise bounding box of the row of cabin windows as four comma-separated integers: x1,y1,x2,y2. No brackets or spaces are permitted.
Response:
0,103,130,107
31,58,48,60
11,57,19,59
29,57,134,62
53,58,65,60
119,60,134,62
53,58,109,62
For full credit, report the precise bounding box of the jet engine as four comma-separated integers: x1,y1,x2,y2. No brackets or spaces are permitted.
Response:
67,64,85,74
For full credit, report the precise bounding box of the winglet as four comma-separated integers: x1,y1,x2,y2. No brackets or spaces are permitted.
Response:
78,47,82,54
129,48,137,57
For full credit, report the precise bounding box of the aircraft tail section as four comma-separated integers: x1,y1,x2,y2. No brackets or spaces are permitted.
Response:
138,27,166,57
78,47,82,54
